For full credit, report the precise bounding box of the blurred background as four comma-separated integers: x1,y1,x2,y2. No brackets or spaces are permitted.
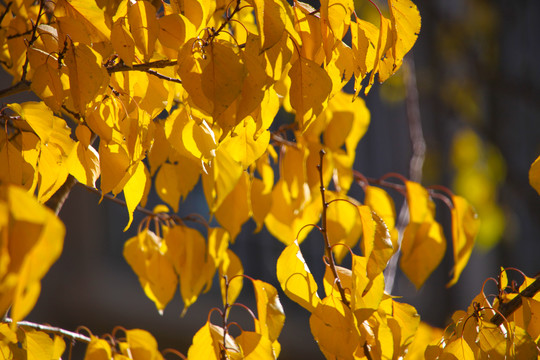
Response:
2,0,539,358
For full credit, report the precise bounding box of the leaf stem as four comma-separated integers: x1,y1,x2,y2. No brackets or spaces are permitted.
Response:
318,149,350,307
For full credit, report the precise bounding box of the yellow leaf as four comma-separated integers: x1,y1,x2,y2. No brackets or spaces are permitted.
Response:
99,142,130,194
325,192,362,263
365,15,392,94
24,330,54,360
309,295,360,359
293,3,324,63
155,158,200,212
30,61,64,112
158,14,195,51
54,0,111,44
385,0,421,74
122,161,147,231
164,225,214,314
64,42,109,113
400,181,446,289
219,249,243,306
220,118,270,169
251,157,274,232
264,180,322,245
440,338,475,360
289,57,332,131
350,18,378,95
215,172,251,240
128,1,159,61
178,39,246,120
365,185,398,249
404,322,443,360
357,205,394,279
323,264,352,302
351,254,385,322
447,196,479,287
202,147,243,213
252,280,285,342
529,155,540,196
276,240,321,312
388,300,420,355
67,140,100,188
235,332,274,360
0,185,65,324
84,337,112,360
325,41,355,96
169,0,215,32
111,18,135,66
123,229,177,313
247,0,286,52
187,322,240,360
124,329,163,360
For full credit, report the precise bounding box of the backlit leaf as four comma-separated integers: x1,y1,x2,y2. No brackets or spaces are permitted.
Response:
111,18,135,66
0,185,65,324
187,322,240,360
386,0,421,74
123,229,177,313
128,1,159,61
84,337,112,360
219,249,244,306
124,329,164,360
215,172,251,240
447,195,480,287
122,161,147,231
235,332,274,360
310,295,360,359
252,280,285,342
276,240,321,312
289,57,332,131
164,225,214,314
54,0,111,44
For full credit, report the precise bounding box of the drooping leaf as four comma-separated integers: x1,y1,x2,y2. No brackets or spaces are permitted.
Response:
447,195,480,287
0,185,65,324
111,17,135,66
123,229,177,313
288,57,333,131
219,249,244,306
309,294,361,359
252,280,285,342
215,172,251,240
127,1,159,61
187,322,240,360
84,336,112,360
235,331,275,360
122,161,148,231
385,0,421,74
276,240,321,312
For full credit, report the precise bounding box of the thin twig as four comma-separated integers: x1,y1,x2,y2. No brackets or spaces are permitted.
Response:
383,56,425,294
318,150,350,307
3,318,92,343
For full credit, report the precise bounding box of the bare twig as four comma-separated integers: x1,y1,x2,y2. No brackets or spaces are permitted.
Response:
318,150,350,307
2,318,92,343
383,56,425,294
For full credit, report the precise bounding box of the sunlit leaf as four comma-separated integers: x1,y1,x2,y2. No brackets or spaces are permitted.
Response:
84,336,112,360
24,329,54,360
219,249,244,306
124,329,164,360
447,195,480,287
128,1,159,61
235,331,275,360
111,18,135,66
215,172,251,240
54,0,111,44
123,229,177,313
385,0,421,74
164,225,214,314
122,161,147,231
187,322,240,360
309,295,360,359
0,185,65,324
276,240,321,312
351,254,385,322
252,280,285,342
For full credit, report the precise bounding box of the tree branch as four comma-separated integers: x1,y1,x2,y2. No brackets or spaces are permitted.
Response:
106,59,178,73
2,318,91,343
0,80,31,98
318,150,350,307
490,277,540,326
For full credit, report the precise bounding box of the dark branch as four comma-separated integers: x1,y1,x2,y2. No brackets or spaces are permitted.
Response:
490,277,540,326
0,80,31,98
106,59,178,73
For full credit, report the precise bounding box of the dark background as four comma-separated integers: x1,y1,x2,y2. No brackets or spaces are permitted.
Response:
2,0,539,358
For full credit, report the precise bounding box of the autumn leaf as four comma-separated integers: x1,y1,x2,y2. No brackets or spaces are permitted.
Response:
276,240,321,312
529,155,540,196
127,1,159,61
288,57,333,131
123,229,177,313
